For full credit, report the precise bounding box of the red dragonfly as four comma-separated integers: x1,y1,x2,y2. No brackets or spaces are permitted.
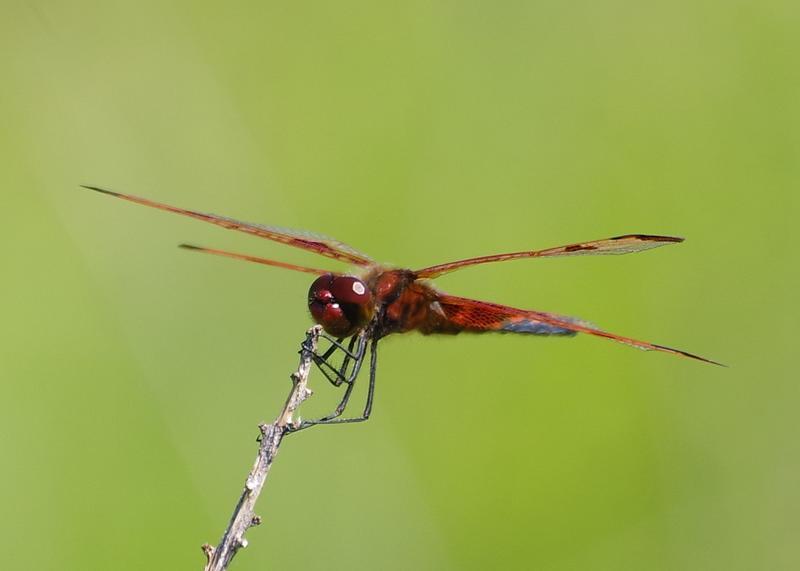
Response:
86,186,721,430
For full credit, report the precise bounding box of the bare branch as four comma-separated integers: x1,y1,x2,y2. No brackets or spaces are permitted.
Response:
202,325,321,571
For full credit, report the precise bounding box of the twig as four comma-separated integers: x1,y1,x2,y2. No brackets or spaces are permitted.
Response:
202,325,321,571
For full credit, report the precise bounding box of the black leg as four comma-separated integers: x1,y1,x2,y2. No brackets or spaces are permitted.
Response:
287,334,369,433
314,336,343,363
318,334,361,360
362,337,378,418
327,337,379,424
306,334,341,387
317,335,368,416
293,337,379,431
313,336,361,387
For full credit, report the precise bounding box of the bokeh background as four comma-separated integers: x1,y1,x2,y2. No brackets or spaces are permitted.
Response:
1,1,797,569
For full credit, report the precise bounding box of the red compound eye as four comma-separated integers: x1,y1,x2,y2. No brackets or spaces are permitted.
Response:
329,276,371,306
307,274,372,337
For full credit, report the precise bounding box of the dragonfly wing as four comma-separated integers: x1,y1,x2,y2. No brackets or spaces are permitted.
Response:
84,185,373,266
433,294,723,365
179,244,330,274
416,234,683,278
431,295,581,336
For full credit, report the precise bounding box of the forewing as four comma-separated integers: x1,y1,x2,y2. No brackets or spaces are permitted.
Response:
435,294,723,365
179,244,330,274
416,234,683,278
84,186,373,266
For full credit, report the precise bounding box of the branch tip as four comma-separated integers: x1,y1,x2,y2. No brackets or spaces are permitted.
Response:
201,543,214,561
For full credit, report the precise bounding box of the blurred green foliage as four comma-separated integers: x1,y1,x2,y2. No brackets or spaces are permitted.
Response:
1,1,797,569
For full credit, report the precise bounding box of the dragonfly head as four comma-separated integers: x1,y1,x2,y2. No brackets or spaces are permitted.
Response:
308,273,373,337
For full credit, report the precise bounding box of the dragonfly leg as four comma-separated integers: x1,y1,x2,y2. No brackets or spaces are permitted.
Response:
292,338,379,431
312,336,360,387
318,333,361,360
313,335,343,362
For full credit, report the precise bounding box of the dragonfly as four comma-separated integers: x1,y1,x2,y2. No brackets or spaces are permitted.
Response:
85,185,722,430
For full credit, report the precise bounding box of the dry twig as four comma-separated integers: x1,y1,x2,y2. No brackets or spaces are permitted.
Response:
202,325,321,571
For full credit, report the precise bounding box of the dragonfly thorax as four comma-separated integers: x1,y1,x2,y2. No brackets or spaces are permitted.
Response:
308,273,374,337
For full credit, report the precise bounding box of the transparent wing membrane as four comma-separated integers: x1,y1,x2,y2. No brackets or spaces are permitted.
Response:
435,294,723,366
416,234,683,278
179,244,330,274
83,185,373,266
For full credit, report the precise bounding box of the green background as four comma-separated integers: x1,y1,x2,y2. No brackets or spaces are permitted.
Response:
1,1,797,569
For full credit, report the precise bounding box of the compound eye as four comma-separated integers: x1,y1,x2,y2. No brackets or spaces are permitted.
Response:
329,277,371,306
307,274,371,337
308,274,335,305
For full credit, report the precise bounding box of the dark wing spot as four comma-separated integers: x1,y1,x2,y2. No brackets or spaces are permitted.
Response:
565,244,599,252
611,234,684,243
